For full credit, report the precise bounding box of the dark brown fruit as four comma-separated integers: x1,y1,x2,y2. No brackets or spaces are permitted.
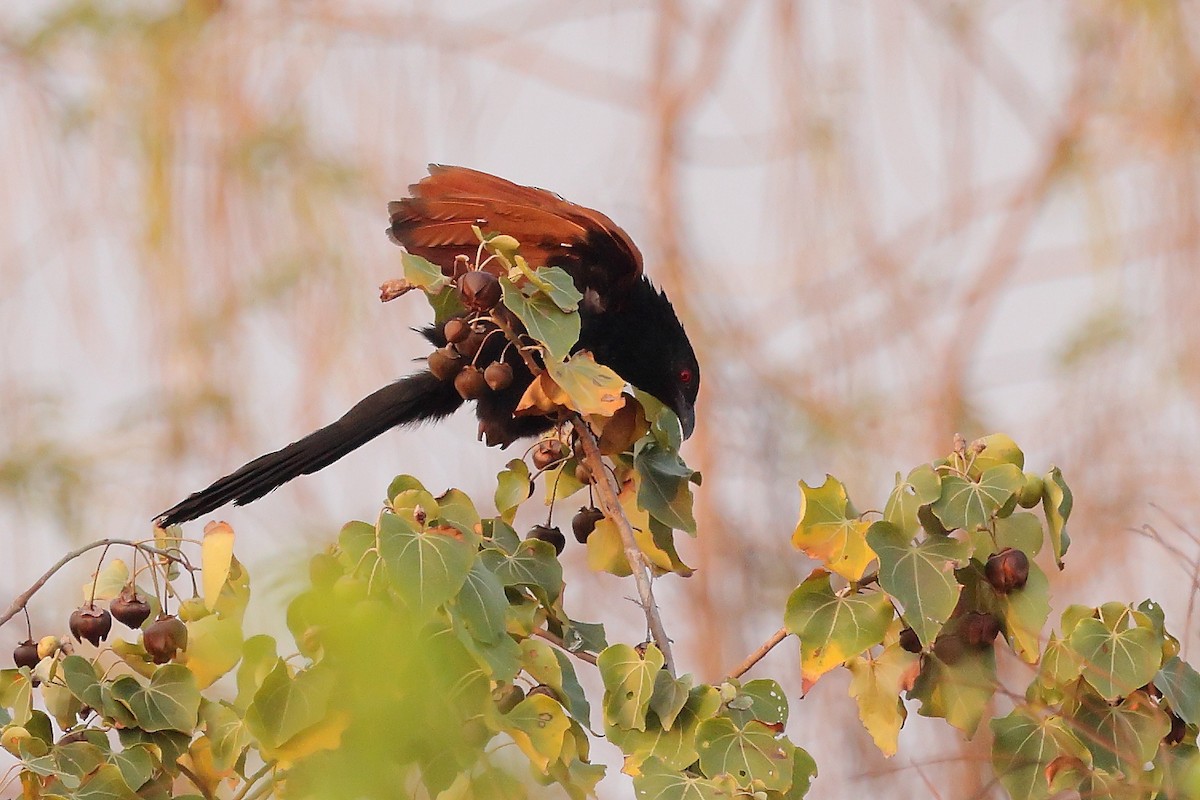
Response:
985,547,1029,594
110,586,152,630
962,611,1001,647
527,525,566,555
457,327,490,360
443,318,470,344
571,507,604,544
13,640,38,670
428,346,464,381
143,615,188,665
69,604,113,647
493,683,525,714
898,627,922,654
484,361,514,391
932,633,965,665
458,270,502,311
454,366,488,400
531,440,568,471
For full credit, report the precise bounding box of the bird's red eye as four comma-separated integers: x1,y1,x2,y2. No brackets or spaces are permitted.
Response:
679,368,693,384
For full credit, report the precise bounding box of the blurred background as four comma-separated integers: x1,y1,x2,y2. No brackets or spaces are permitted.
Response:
3,0,1200,796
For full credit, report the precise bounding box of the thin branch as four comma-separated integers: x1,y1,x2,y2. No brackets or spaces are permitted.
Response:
569,412,676,675
725,627,789,681
0,538,197,629
176,762,215,800
232,761,277,800
532,628,598,667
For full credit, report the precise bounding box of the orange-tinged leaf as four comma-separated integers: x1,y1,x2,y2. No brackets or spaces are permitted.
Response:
546,352,626,417
792,476,875,580
202,521,236,611
516,372,570,416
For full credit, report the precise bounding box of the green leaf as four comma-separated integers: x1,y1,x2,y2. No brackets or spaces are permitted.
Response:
519,638,591,728
722,679,788,730
520,264,583,312
866,521,968,646
434,488,481,535
245,661,335,750
635,439,697,534
110,665,201,733
847,643,921,756
378,511,475,614
0,669,32,725
909,645,998,736
996,559,1050,664
931,464,1023,531
479,540,563,605
71,762,140,800
501,277,580,361
969,433,1025,474
235,634,277,712
650,671,693,731
402,251,451,293
1068,606,1161,702
61,655,103,711
883,465,942,534
608,686,722,773
455,560,508,644
501,694,571,773
1159,656,1200,725
991,707,1091,800
1042,466,1073,568
784,570,893,690
695,717,795,791
107,744,156,791
546,352,626,417
200,699,250,773
791,476,875,581
116,728,191,769
598,643,665,731
784,747,819,798
184,614,242,688
1069,688,1169,780
633,756,736,800
1029,633,1084,705
494,459,532,524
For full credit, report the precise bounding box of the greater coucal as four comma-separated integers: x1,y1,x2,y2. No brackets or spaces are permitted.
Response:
156,166,700,527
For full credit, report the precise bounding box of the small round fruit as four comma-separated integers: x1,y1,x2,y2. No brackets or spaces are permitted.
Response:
527,525,566,555
458,270,502,312
898,627,922,654
443,318,470,344
143,615,188,665
932,633,965,665
484,361,513,391
454,366,489,400
178,597,210,623
985,547,1030,594
571,507,604,544
428,346,464,381
1017,473,1044,508
36,636,60,660
12,641,39,670
531,440,568,471
962,612,1001,647
493,684,525,714
110,587,152,630
69,604,113,647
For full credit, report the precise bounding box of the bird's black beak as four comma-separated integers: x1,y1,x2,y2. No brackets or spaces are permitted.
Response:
677,402,695,441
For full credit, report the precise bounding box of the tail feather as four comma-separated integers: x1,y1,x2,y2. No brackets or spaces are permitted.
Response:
156,371,462,527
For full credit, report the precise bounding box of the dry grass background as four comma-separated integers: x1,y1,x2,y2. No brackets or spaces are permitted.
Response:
3,1,1200,797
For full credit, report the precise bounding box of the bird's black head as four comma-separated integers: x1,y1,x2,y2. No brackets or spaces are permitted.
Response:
579,280,699,439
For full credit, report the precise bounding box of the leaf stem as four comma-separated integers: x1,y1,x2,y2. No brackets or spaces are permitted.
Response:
232,761,277,800
532,628,599,666
570,412,676,676
725,627,789,680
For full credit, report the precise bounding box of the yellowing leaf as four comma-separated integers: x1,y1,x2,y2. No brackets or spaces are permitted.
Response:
546,352,626,417
271,710,350,768
181,615,242,689
784,570,893,690
516,372,571,416
201,521,236,611
847,644,920,756
82,558,130,603
792,476,875,581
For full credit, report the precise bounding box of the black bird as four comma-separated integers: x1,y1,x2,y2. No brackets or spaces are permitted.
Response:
156,166,700,527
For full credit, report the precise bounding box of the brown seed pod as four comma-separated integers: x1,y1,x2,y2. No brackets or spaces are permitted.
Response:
531,440,568,471
69,604,113,647
428,346,464,381
484,361,514,391
458,270,502,312
493,683,525,714
526,525,566,555
962,611,1001,647
571,507,605,544
454,366,489,400
985,547,1029,594
109,586,152,629
143,615,188,665
443,318,470,344
898,627,923,654
12,640,39,670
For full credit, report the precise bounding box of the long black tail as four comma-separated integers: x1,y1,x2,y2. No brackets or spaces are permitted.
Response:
156,371,462,527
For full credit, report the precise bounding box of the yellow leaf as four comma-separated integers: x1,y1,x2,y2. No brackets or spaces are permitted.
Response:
269,711,351,768
181,615,242,689
546,352,626,417
82,559,129,603
792,476,876,581
516,372,571,416
202,521,236,611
